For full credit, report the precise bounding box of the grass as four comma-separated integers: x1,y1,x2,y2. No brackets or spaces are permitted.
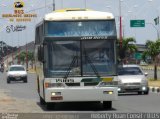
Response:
28,68,36,73
148,80,160,87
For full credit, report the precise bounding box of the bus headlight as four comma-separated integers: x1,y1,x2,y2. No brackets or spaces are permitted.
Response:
45,82,65,88
51,92,61,96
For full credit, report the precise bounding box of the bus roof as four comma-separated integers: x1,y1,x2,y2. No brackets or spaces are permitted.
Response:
45,8,114,21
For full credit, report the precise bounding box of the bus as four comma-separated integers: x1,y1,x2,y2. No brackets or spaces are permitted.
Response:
35,8,118,110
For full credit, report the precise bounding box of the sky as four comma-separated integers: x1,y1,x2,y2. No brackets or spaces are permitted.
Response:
0,0,160,47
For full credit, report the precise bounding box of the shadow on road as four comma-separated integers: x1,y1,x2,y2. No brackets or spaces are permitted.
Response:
36,102,117,112
6,81,27,84
118,92,149,96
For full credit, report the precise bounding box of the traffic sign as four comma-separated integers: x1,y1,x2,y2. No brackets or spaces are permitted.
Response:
134,53,142,60
130,20,145,27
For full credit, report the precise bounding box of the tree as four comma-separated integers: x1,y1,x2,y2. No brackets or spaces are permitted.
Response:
142,39,160,80
15,51,26,64
118,37,137,64
28,52,34,68
15,51,34,67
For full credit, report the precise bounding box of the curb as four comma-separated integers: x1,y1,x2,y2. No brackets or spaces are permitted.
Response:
28,71,36,74
149,86,160,93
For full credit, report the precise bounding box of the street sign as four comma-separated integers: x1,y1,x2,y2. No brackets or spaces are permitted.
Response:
134,53,142,60
130,20,145,27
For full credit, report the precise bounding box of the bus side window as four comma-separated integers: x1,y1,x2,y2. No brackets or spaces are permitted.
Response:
38,46,44,62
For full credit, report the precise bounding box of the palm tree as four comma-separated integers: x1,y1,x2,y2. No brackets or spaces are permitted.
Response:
142,39,160,80
15,51,26,64
118,37,137,64
15,51,35,68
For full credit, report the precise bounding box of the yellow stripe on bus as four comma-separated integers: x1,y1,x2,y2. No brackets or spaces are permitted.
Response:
55,8,91,12
102,77,113,82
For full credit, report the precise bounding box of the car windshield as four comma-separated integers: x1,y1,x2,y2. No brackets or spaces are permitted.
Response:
9,66,25,71
118,67,143,75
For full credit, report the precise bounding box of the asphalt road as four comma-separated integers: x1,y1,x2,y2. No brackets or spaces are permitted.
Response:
0,71,160,113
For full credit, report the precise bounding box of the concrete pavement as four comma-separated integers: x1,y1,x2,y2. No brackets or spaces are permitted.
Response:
0,89,42,113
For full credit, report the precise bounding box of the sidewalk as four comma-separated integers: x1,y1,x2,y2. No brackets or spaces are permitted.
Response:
0,89,42,113
148,80,160,93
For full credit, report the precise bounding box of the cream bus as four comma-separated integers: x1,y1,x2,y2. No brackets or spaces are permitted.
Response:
35,8,118,110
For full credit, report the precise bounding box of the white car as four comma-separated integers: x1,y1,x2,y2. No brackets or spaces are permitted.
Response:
118,64,149,95
6,65,27,83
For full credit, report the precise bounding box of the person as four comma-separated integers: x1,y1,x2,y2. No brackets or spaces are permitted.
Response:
0,63,4,72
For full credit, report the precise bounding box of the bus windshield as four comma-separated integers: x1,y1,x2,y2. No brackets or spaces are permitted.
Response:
45,20,116,37
44,40,116,78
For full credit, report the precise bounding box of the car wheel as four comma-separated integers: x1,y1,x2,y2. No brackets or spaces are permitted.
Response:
138,91,142,95
103,101,112,110
23,78,27,83
144,91,149,95
7,78,10,84
46,102,55,110
40,96,46,105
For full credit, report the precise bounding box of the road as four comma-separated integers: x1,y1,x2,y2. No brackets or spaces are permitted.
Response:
0,71,160,114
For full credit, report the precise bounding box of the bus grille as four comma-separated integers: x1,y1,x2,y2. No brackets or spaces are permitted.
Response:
65,83,80,86
65,82,99,87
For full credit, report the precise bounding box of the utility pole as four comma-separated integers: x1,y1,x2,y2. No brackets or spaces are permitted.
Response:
53,0,55,11
84,0,86,8
147,23,159,40
119,0,123,48
26,42,28,70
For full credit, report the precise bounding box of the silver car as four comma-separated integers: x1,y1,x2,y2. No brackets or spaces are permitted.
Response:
6,65,27,83
118,64,149,95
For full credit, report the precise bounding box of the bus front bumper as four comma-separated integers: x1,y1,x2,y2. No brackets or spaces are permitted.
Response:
45,87,118,102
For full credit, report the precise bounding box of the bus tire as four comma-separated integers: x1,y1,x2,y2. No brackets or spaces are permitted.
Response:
103,101,112,110
40,96,46,105
46,102,55,110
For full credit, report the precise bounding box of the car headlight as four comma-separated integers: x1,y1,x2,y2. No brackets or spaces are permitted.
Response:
21,74,27,77
141,78,148,84
8,74,14,77
118,79,123,85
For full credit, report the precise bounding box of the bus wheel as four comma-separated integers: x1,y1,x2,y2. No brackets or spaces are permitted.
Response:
46,103,55,110
40,96,46,105
103,101,112,110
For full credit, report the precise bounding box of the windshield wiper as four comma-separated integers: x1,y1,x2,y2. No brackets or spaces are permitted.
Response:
83,47,100,78
63,55,79,79
63,46,100,79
